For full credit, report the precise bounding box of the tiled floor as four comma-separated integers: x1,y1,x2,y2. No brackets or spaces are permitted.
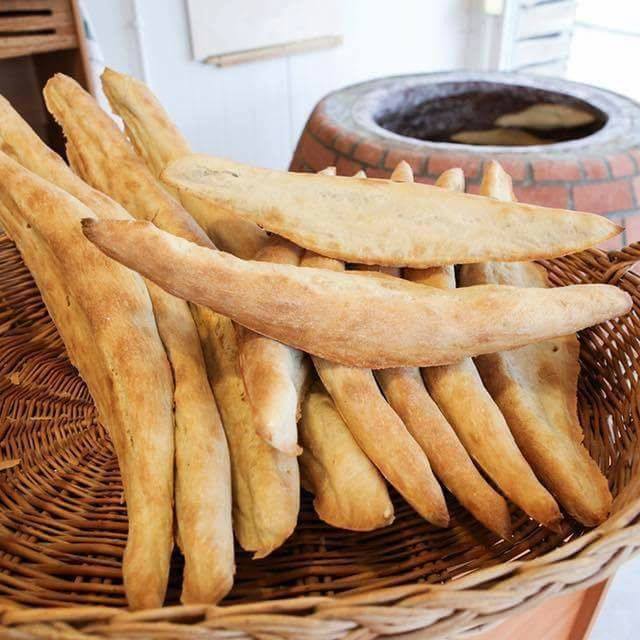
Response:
591,555,640,639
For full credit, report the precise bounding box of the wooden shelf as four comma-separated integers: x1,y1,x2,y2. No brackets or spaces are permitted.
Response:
0,0,93,156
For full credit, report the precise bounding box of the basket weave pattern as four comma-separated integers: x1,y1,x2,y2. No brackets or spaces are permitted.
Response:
0,233,639,639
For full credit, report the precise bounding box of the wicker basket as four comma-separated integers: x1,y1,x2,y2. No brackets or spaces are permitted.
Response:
0,232,639,639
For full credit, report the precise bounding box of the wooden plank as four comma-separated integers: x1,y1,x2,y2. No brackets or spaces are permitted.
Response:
0,56,48,138
568,580,611,640
0,0,68,11
205,35,343,68
0,31,76,59
386,580,610,639
471,581,610,640
0,12,73,33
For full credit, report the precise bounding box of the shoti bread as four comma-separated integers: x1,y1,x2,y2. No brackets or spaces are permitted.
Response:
82,217,631,369
459,161,613,526
162,153,621,267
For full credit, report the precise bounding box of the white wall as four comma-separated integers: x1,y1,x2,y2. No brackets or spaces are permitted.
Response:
84,0,471,169
567,0,640,101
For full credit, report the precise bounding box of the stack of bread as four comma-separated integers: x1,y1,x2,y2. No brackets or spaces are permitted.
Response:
0,69,629,609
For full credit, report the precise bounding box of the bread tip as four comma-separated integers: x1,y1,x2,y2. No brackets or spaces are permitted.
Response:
546,515,565,535
619,289,633,314
432,507,450,529
390,160,414,182
497,523,513,541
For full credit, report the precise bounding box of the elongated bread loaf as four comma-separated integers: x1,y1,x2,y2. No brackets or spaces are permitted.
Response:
100,67,268,258
146,282,234,602
314,354,448,527
299,381,394,530
237,237,310,455
43,74,211,248
299,171,448,528
0,91,234,603
0,150,174,610
44,73,299,557
376,163,511,539
198,308,300,556
162,154,621,267
410,165,562,529
41,75,237,600
459,161,613,526
82,217,632,369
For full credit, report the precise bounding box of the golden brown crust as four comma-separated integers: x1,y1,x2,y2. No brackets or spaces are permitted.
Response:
0,151,174,610
147,282,234,603
377,164,511,539
82,217,632,369
376,367,511,537
458,161,612,526
44,74,212,249
196,308,300,557
423,357,563,529
299,382,394,531
411,166,562,531
162,154,622,267
37,78,235,601
237,236,309,455
101,68,191,179
315,358,449,527
100,68,268,258
44,74,300,556
298,179,447,528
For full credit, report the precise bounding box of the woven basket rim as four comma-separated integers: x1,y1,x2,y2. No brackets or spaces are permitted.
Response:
1,239,640,639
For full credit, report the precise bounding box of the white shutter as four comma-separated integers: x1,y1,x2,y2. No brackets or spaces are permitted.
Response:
500,0,578,75
467,0,578,76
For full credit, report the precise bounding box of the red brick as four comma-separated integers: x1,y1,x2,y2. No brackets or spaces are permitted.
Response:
289,155,305,172
307,106,329,136
334,132,359,155
314,120,339,146
299,131,337,172
608,153,636,178
428,154,480,179
581,158,609,180
514,184,569,208
384,148,426,175
623,214,640,243
352,140,385,166
306,114,321,138
466,183,482,195
336,156,364,177
532,159,581,182
573,181,634,214
493,157,529,182
364,167,392,179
